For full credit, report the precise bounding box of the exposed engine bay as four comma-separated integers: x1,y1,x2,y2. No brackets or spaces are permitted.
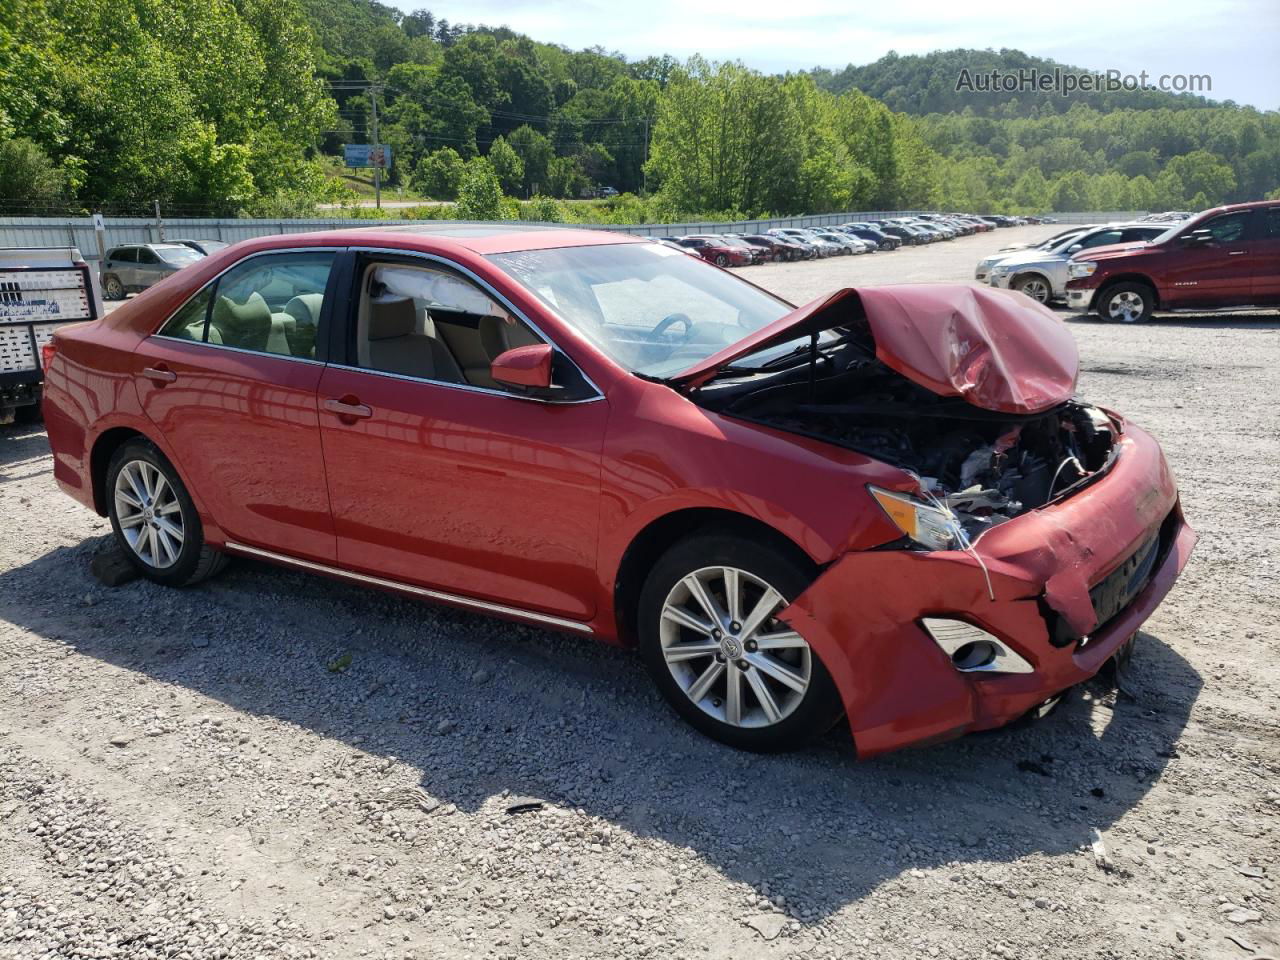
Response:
693,322,1118,539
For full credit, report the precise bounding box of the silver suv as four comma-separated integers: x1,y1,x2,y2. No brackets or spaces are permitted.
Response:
985,223,1168,303
100,243,204,300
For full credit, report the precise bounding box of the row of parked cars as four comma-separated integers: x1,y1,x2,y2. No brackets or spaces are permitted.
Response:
661,212,1037,267
978,200,1280,321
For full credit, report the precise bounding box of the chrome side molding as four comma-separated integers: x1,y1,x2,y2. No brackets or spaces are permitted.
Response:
222,540,594,634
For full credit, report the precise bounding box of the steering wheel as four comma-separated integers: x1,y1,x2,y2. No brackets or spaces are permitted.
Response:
653,312,696,342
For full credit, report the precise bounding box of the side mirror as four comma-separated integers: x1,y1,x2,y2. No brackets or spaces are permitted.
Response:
491,343,553,391
1067,243,1082,253
1182,228,1213,246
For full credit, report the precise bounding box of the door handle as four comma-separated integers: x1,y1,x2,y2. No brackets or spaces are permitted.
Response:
1227,250,1247,255
323,396,373,421
141,366,177,384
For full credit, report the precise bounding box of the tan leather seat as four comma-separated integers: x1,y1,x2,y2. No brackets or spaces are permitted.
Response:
366,298,463,382
465,314,542,387
210,292,272,352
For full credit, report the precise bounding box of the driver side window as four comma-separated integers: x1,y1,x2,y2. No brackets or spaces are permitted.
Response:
1199,212,1250,244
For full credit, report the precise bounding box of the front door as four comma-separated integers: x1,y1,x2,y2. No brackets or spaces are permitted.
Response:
1161,210,1255,308
316,254,608,622
134,249,339,561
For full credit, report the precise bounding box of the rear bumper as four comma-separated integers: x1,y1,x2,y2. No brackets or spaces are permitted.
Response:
780,423,1195,758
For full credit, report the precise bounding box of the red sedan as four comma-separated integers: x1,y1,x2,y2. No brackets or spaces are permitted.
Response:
42,226,1195,756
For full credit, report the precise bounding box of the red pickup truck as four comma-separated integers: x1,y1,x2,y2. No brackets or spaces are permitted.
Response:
1065,200,1280,322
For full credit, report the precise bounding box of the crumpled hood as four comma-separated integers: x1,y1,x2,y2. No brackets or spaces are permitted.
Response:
671,283,1079,415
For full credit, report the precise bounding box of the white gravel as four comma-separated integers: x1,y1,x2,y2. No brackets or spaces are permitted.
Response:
3,226,1278,959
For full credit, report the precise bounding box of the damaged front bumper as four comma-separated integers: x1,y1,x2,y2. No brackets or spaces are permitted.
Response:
778,423,1196,758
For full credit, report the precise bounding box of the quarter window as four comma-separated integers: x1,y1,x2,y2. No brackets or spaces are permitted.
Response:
158,288,213,341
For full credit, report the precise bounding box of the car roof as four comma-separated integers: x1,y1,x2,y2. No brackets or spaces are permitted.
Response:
336,223,641,255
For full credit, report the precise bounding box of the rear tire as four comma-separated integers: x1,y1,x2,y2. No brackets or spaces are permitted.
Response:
1098,282,1155,323
103,275,124,300
106,439,229,587
638,533,843,752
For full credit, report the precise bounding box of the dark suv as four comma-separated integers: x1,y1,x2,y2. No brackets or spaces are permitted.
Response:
1065,201,1280,322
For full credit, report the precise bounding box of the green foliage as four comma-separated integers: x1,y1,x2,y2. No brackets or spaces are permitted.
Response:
520,195,567,222
411,147,465,199
0,137,68,203
488,137,525,195
455,156,504,219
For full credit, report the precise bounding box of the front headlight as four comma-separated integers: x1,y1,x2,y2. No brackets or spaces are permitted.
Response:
868,487,961,551
990,264,1011,275
1068,261,1098,278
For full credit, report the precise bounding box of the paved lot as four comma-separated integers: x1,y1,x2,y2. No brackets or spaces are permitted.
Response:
3,227,1277,959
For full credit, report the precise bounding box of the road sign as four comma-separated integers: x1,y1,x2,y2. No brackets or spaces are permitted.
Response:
344,144,390,169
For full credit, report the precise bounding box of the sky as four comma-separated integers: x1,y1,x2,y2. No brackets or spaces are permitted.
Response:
415,0,1280,111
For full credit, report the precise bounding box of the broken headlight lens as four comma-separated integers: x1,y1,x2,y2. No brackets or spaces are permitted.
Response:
868,487,961,551
1068,261,1098,278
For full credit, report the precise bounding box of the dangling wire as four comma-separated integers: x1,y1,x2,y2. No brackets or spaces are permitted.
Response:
917,477,996,602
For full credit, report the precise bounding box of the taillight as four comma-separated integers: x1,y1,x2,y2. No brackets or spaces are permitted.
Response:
40,339,57,371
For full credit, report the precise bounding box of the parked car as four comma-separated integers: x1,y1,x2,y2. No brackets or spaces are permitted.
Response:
740,234,807,261
1,246,103,423
987,223,1167,303
656,238,701,258
711,235,770,265
997,225,1099,255
878,223,928,246
100,242,206,300
813,231,869,255
840,224,900,250
1065,200,1280,322
767,228,841,257
173,239,231,256
674,236,752,268
40,225,1195,755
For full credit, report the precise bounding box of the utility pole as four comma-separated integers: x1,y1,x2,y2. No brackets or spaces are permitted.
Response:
641,116,649,195
370,85,381,210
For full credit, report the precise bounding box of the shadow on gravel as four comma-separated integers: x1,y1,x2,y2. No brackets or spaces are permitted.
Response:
0,537,1202,923
1059,309,1280,330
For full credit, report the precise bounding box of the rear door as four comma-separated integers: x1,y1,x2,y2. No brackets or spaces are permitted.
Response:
1249,206,1280,303
1161,210,1254,308
133,248,341,561
109,247,137,288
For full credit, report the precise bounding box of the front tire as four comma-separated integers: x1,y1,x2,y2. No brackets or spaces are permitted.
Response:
106,439,228,587
714,254,728,267
638,533,843,752
1014,274,1052,304
1098,282,1155,323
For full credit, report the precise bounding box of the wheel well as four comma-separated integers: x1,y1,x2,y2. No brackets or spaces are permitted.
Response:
90,427,145,515
1094,274,1159,309
612,508,818,647
1011,270,1049,287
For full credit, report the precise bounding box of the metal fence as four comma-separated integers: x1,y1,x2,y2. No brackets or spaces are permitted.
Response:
0,211,1145,262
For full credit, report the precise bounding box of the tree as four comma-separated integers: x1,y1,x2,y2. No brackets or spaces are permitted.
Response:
411,147,465,199
487,136,525,195
507,125,553,195
0,137,68,203
456,156,504,219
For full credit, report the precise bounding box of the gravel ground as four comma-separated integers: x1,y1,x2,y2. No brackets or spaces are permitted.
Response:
3,226,1277,959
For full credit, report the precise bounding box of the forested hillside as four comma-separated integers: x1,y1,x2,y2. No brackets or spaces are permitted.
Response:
1,0,1276,219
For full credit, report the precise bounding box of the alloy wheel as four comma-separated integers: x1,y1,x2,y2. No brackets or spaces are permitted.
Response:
1019,277,1051,303
113,459,185,568
1107,290,1146,322
659,566,812,728
104,277,123,299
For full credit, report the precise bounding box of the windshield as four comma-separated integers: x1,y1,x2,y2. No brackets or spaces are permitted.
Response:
155,245,203,265
488,242,794,378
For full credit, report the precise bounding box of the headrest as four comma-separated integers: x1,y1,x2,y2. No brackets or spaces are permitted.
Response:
368,297,416,341
283,293,323,328
212,292,271,349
